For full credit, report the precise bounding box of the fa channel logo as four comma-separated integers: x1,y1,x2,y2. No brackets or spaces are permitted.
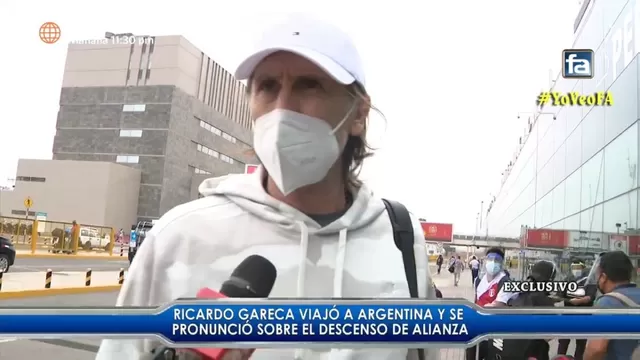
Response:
562,49,593,79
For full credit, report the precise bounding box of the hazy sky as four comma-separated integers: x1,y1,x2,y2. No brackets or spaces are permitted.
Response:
0,0,577,234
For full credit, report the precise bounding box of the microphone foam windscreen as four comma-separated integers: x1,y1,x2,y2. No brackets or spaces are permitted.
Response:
226,255,277,297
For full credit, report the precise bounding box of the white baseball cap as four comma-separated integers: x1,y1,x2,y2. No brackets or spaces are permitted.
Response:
234,15,365,87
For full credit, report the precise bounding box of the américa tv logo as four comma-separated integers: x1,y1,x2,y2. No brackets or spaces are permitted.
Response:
562,49,593,79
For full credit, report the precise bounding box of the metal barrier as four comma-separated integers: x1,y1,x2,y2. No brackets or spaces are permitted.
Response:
0,216,36,249
0,216,117,256
38,220,75,254
516,249,639,283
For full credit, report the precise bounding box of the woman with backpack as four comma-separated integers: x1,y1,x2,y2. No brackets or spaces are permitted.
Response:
436,254,444,274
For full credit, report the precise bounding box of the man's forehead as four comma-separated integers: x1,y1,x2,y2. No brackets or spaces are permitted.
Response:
255,52,328,76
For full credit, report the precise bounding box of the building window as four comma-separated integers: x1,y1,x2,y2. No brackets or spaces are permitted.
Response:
196,142,220,158
119,129,143,137
220,154,235,164
16,176,46,182
198,118,235,142
116,155,140,163
11,210,36,216
122,104,146,112
194,142,242,165
580,150,604,211
193,167,211,175
603,190,638,233
222,132,237,144
604,123,638,201
200,119,223,135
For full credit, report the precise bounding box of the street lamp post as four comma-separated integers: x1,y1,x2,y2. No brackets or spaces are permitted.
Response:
517,111,557,120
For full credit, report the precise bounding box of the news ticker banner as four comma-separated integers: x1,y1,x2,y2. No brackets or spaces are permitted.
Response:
2,300,640,346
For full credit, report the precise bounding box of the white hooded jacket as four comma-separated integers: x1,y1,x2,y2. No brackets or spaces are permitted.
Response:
96,169,439,360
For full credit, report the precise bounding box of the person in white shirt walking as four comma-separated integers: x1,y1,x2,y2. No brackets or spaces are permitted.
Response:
469,256,480,285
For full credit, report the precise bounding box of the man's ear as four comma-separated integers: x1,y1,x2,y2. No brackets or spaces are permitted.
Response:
350,95,370,136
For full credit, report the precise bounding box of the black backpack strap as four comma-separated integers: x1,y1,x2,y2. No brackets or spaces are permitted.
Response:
382,199,425,360
382,199,419,298
496,276,509,303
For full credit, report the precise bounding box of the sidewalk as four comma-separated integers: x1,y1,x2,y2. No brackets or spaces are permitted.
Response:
435,269,474,360
0,271,126,299
16,249,128,260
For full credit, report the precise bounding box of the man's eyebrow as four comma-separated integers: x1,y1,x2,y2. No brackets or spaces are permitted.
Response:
252,74,277,83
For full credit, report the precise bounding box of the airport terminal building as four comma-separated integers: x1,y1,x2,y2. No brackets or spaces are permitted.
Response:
483,0,640,256
0,35,256,229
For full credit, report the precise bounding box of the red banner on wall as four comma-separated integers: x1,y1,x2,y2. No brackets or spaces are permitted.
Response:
628,236,640,255
421,222,453,242
525,229,568,249
245,164,259,174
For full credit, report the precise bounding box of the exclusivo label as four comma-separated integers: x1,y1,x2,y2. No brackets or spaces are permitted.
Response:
502,281,579,293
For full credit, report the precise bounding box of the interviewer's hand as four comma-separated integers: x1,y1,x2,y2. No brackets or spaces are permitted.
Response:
176,349,255,360
174,350,203,360
219,349,254,360
569,297,590,305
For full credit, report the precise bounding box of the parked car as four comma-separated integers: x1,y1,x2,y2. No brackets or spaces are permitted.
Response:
0,236,16,272
79,227,111,250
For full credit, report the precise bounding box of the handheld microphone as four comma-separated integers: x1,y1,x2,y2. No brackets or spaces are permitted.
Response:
184,255,277,360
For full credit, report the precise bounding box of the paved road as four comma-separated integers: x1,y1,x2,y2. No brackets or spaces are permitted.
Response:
0,291,119,307
0,291,119,359
11,257,129,273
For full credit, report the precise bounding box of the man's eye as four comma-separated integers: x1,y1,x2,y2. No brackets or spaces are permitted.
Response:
298,78,322,90
257,79,278,92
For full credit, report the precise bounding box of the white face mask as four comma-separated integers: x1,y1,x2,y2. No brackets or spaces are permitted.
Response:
253,105,355,195
572,270,582,278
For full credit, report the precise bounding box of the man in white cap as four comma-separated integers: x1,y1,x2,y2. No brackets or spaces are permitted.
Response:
96,14,438,360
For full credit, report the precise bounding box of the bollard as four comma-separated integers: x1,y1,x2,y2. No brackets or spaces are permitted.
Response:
118,268,125,285
0,271,3,291
45,269,52,289
85,268,92,287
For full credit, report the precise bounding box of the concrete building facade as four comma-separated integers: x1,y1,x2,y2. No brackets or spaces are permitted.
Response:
53,35,256,221
0,159,140,231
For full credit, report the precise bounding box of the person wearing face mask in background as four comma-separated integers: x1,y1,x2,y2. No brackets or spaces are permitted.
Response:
465,247,515,360
96,13,438,360
569,259,586,279
497,260,560,360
